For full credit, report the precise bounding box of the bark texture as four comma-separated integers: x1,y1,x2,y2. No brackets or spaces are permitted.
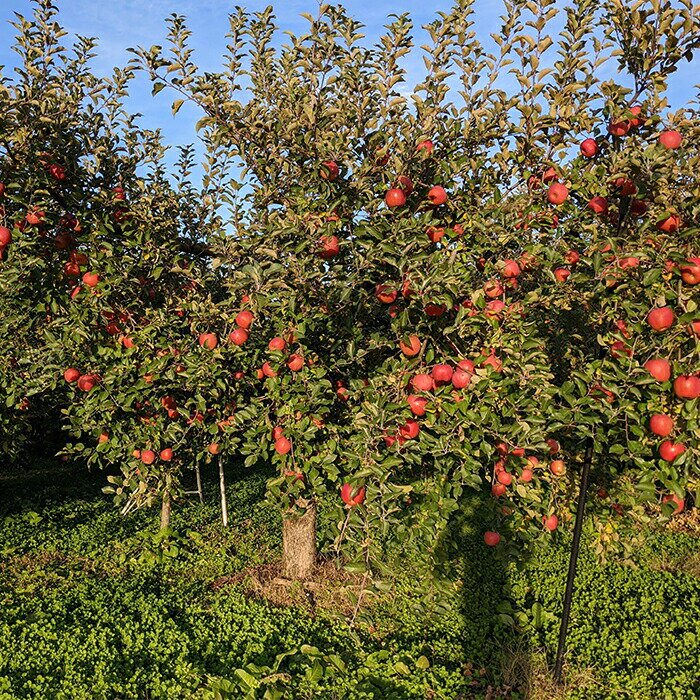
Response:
281,500,317,580
160,494,171,529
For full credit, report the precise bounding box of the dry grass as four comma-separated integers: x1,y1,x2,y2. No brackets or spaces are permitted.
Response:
500,642,632,699
210,555,374,617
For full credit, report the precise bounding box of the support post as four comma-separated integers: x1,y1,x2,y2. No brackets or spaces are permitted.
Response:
195,460,204,504
218,455,228,527
553,434,594,683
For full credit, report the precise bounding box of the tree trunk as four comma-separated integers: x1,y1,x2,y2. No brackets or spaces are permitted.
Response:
282,500,317,580
160,493,171,529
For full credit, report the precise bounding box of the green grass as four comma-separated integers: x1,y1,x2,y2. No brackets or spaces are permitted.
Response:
0,461,698,699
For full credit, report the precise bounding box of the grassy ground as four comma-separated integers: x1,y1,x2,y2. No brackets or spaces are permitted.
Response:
0,461,698,699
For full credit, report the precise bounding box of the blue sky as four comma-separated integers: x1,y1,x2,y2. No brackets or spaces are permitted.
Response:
0,1,697,165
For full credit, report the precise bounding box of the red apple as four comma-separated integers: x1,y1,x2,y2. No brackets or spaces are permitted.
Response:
497,471,513,486
656,215,680,233
608,120,630,137
427,186,447,205
659,130,682,149
341,483,366,507
580,138,598,157
63,368,80,383
209,443,220,454
565,250,580,265
484,280,503,298
160,448,173,461
77,374,98,392
400,335,421,357
662,493,685,514
399,419,420,439
262,362,278,378
550,460,566,476
376,284,397,303
320,160,339,180
451,370,470,389
274,436,292,455
416,139,434,154
397,175,413,194
520,468,533,482
319,235,339,259
588,196,608,214
659,440,685,462
649,414,674,437
547,183,568,205
543,515,559,531
268,337,286,351
82,272,100,288
0,227,11,246
385,188,406,208
612,177,637,196
411,373,435,392
484,531,500,546
679,258,700,285
198,333,218,350
500,260,521,278
426,226,445,243
644,359,671,382
431,364,454,385
141,450,156,465
491,483,507,497
407,394,428,416
229,328,248,346
554,267,571,282
673,375,700,399
546,439,560,454
236,310,253,328
630,199,648,216
647,307,674,331
287,354,304,371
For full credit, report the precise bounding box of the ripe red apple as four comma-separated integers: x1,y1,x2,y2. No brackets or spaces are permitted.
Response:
341,483,366,507
262,361,278,378
659,130,682,149
543,515,559,531
618,257,639,270
63,368,80,383
554,267,571,282
376,284,397,303
320,160,339,180
662,493,685,514
608,120,630,137
0,227,11,246
580,138,598,157
482,353,502,372
229,328,248,346
497,471,513,486
565,250,580,265
426,226,445,243
673,375,700,399
588,196,608,214
407,394,428,416
385,188,406,208
82,272,100,288
198,333,218,350
679,258,700,285
236,310,253,328
319,235,339,259
484,280,503,298
520,468,533,483
287,354,304,371
546,439,560,455
647,307,674,332
0,182,4,196
431,364,453,385
659,440,685,462
547,183,568,205
268,337,286,351
612,177,637,196
399,419,420,439
550,460,566,476
425,303,446,316
400,335,421,357
274,436,291,455
500,260,521,278
141,450,156,465
484,531,500,546
416,139,434,154
77,374,98,392
209,443,220,454
160,448,173,461
491,483,507,497
630,199,648,216
644,358,671,382
411,373,435,392
458,359,475,375
656,214,680,233
26,210,45,225
452,370,470,389
649,414,674,437
427,186,447,205
397,175,413,195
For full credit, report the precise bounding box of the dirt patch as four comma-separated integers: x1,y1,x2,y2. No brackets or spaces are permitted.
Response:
664,507,700,537
210,555,375,616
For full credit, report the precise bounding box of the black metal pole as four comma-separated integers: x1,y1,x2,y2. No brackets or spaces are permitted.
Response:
553,434,595,683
